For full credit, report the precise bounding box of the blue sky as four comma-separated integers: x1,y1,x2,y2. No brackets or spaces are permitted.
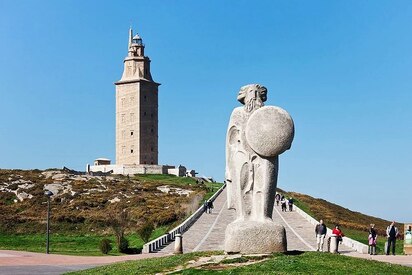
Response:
0,1,411,223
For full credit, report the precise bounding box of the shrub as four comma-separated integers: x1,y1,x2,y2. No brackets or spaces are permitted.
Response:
118,236,129,253
137,222,154,243
107,208,129,250
99,238,112,254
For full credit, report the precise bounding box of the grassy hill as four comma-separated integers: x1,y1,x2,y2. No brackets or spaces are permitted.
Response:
0,168,405,256
0,169,221,254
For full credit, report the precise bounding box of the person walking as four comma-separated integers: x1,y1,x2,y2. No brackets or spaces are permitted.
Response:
332,225,344,253
288,197,294,211
203,201,209,213
315,219,327,252
207,200,214,214
281,196,287,212
275,193,281,206
368,224,377,255
386,221,399,255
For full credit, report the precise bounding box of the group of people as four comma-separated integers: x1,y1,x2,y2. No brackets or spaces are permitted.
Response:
275,193,294,212
315,220,344,253
368,221,402,256
314,220,403,255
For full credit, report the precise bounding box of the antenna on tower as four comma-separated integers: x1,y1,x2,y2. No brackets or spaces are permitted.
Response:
128,26,133,49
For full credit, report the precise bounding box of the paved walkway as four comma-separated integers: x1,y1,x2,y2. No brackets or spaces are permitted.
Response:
162,187,235,253
160,190,412,268
345,252,412,267
161,188,353,253
0,250,165,275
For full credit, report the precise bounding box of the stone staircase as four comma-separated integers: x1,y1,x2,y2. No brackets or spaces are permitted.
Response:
160,188,358,254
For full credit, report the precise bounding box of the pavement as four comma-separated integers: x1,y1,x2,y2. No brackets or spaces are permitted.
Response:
345,252,412,267
1,188,411,274
161,188,412,268
0,250,166,275
161,188,353,253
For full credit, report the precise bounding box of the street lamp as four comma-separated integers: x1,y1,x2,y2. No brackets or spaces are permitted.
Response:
44,190,53,254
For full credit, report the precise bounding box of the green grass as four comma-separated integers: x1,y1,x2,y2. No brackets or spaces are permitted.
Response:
0,233,136,255
67,251,220,274
132,174,198,186
293,198,316,218
203,182,224,201
133,174,223,200
67,251,412,274
0,226,169,256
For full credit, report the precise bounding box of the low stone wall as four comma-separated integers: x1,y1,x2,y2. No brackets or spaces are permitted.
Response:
143,183,226,253
89,164,170,175
294,205,368,254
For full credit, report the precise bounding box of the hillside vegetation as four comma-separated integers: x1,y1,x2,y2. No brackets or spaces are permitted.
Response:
285,191,403,236
0,169,221,253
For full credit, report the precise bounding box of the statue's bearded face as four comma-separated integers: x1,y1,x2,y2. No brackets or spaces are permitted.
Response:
237,84,267,112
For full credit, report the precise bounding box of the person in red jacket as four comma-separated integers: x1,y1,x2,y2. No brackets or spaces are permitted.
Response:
332,225,344,253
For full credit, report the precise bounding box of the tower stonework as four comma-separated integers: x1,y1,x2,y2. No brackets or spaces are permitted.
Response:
115,28,160,165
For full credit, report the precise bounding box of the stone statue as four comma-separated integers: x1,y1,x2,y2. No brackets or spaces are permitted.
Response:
224,84,294,254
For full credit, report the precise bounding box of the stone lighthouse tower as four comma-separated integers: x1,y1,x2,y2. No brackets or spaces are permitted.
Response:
115,28,160,165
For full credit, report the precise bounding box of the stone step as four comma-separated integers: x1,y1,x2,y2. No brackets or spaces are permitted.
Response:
160,189,354,254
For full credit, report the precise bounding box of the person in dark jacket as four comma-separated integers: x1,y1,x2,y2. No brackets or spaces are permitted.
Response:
386,221,399,255
207,200,214,214
288,197,294,211
275,193,281,206
281,197,287,212
203,201,208,213
315,219,327,252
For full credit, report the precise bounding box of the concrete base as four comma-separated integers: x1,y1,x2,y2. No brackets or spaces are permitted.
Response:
330,235,338,253
224,220,287,254
174,233,183,254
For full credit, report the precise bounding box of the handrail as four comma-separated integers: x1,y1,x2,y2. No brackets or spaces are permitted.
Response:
143,183,226,253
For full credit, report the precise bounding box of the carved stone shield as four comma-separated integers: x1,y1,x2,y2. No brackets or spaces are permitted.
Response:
245,106,294,157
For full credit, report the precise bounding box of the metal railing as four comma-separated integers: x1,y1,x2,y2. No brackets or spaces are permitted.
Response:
142,183,226,253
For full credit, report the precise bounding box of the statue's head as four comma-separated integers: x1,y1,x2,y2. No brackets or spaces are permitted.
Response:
237,84,267,112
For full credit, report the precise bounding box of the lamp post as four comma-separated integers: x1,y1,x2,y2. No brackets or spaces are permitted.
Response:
44,190,53,254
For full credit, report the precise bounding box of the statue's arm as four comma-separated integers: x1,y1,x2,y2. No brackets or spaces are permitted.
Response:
226,108,242,209
225,110,238,183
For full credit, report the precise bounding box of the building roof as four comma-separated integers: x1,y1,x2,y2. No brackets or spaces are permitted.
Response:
94,158,111,161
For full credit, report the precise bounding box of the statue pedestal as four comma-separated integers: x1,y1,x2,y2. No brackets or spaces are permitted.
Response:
224,220,287,254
